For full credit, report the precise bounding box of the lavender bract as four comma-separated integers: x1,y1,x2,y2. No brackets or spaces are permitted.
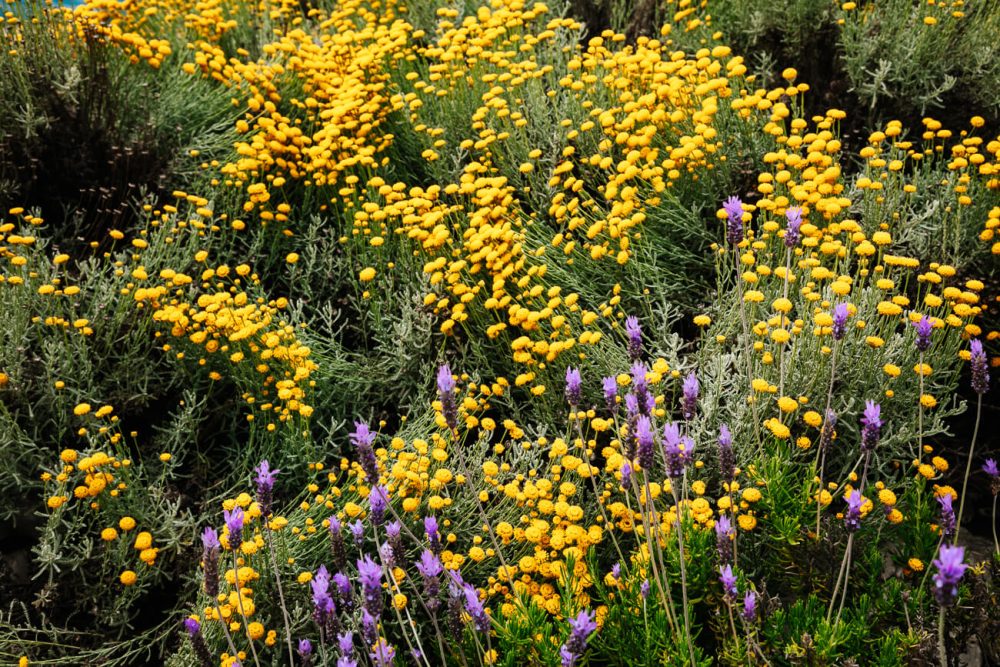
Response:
844,490,864,532
559,609,597,667
718,424,735,482
937,493,956,539
719,564,738,600
932,544,967,606
350,421,380,482
603,376,618,414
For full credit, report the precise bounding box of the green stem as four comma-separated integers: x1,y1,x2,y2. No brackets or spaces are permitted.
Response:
938,606,947,667
954,395,982,545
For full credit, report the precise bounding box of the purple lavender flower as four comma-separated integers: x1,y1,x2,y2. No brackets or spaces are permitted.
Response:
723,196,744,245
742,590,758,623
337,632,354,658
932,544,967,606
559,609,597,667
640,579,650,600
611,563,621,581
223,507,244,550
625,316,643,360
937,494,956,539
784,208,802,248
201,527,220,597
819,408,837,452
311,566,337,637
663,422,693,479
631,362,651,416
349,520,365,548
860,401,882,452
462,583,491,634
445,570,468,638
971,339,990,394
368,485,388,527
357,555,383,618
328,515,347,571
416,549,443,613
371,638,395,667
183,617,213,667
624,392,640,421
914,316,933,353
715,515,735,565
682,372,699,421
719,564,738,600
832,303,849,341
985,459,1000,496
718,424,735,482
350,421,380,482
437,364,459,430
333,571,352,611
337,658,358,667
844,490,864,532
361,608,378,646
620,459,633,488
565,367,582,407
603,376,618,414
425,516,442,555
298,639,313,667
254,459,279,516
635,415,655,471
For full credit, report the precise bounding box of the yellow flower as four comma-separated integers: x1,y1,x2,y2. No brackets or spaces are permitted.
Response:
286,253,300,264
932,457,949,473
693,315,711,327
248,622,265,640
803,410,822,427
878,489,896,506
159,452,172,462
742,488,762,503
120,570,137,586
119,516,136,531
920,394,937,409
359,267,376,282
908,558,924,572
101,528,118,541
737,514,757,531
777,396,798,413
73,403,92,416
917,463,936,479
134,532,153,550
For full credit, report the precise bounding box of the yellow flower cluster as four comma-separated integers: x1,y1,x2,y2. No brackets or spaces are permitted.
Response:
134,260,317,425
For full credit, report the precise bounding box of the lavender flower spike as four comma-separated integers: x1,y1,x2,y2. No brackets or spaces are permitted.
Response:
914,316,933,353
832,303,849,341
371,638,396,667
860,400,882,452
297,639,313,667
201,527,220,597
254,459,279,516
603,376,618,414
937,493,956,539
932,544,967,606
350,420,380,482
635,415,655,472
223,507,244,550
715,515,735,565
437,364,459,430
565,367,582,407
357,555,383,618
971,339,990,395
723,196,744,245
183,618,214,667
784,207,802,248
368,485,388,527
844,490,864,532
742,590,758,623
719,564,738,600
682,371,699,421
559,609,598,667
718,424,736,482
625,316,642,360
